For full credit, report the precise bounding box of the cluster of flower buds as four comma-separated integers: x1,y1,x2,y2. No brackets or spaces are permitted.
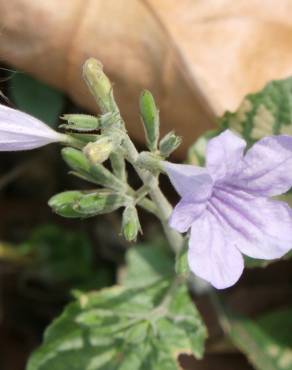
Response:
0,58,180,244
49,58,182,243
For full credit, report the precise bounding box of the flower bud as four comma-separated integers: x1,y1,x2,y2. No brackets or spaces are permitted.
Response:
75,190,127,216
83,136,113,164
83,58,118,114
48,191,84,218
62,147,126,191
139,90,160,152
159,131,182,158
60,114,99,132
122,205,141,242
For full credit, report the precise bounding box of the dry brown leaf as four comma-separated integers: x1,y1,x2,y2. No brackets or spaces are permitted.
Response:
1,0,292,155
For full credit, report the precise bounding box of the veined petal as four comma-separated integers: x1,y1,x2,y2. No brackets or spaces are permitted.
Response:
210,185,292,259
236,135,292,196
169,197,206,233
0,104,65,151
206,130,246,181
188,211,244,289
163,161,213,201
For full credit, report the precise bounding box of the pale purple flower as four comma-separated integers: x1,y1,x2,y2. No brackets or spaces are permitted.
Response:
0,104,66,151
165,130,292,289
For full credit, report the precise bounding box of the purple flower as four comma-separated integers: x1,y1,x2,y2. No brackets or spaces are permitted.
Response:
165,130,292,289
0,104,66,151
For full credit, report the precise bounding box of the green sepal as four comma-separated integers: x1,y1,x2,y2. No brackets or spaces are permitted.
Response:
136,151,163,172
159,131,182,158
139,90,160,152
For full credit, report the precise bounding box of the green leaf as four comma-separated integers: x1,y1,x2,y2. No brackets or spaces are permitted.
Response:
26,279,207,370
245,250,292,268
219,304,292,370
219,76,292,144
257,307,292,349
9,72,64,127
188,76,292,164
19,225,111,290
121,241,174,288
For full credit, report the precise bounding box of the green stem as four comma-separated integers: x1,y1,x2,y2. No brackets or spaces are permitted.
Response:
110,151,127,182
122,135,184,253
61,134,84,149
137,198,157,215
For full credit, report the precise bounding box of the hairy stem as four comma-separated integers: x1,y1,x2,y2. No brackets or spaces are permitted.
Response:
137,197,157,215
122,135,184,253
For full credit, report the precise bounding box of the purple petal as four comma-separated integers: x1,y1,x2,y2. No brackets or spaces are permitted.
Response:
169,197,206,233
206,130,246,181
0,104,65,151
163,162,213,201
210,185,292,259
188,211,244,289
235,135,292,196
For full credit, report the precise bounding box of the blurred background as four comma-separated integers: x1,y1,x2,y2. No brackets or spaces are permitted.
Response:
1,1,292,369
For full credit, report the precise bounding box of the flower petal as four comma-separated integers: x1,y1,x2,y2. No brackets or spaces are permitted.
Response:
0,104,64,151
188,211,244,289
206,130,246,181
169,197,206,233
210,185,292,259
164,161,213,200
236,135,292,196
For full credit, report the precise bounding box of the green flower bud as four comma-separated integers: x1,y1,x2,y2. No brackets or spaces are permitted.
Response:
83,58,118,114
60,114,99,132
83,136,113,164
61,147,126,191
122,205,141,242
62,147,91,173
139,90,160,152
159,131,182,158
48,191,84,218
75,190,127,216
